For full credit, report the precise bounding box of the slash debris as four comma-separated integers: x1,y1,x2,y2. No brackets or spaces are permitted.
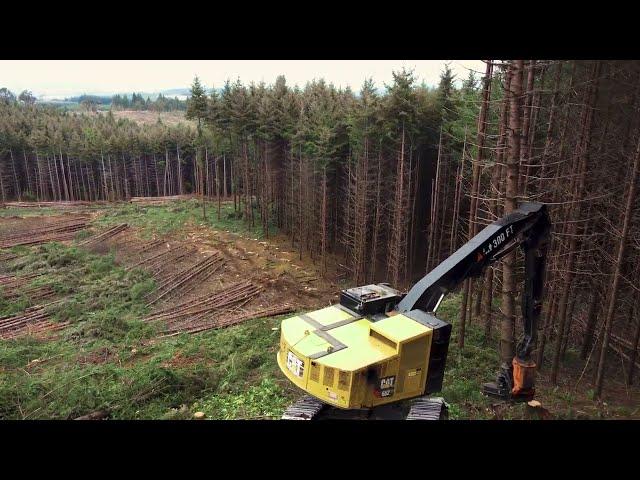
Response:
0,215,89,248
0,302,68,340
143,280,293,335
0,274,55,303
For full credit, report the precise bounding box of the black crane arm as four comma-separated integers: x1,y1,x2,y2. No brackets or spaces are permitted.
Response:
397,202,550,320
398,202,551,400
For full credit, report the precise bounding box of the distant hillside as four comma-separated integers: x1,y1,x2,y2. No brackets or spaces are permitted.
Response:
160,88,191,97
35,87,221,104
64,94,112,104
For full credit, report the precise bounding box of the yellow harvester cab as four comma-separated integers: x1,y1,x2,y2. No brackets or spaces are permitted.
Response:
277,284,451,410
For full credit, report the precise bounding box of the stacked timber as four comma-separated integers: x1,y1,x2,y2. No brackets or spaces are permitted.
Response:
0,216,89,248
79,223,129,246
0,301,68,340
129,195,195,206
143,280,293,335
0,274,55,302
145,252,226,306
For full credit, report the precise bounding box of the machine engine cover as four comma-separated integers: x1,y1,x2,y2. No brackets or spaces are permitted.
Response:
340,283,404,315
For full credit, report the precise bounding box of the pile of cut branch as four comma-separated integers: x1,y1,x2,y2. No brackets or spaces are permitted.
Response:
79,223,129,247
2,200,104,209
0,273,55,303
126,243,198,280
0,301,68,340
144,252,226,306
0,251,19,263
143,280,293,335
129,195,194,206
0,216,89,248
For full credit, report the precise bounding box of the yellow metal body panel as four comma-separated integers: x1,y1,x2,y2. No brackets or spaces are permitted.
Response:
277,305,435,410
370,315,429,343
305,305,353,326
293,332,332,358
280,315,312,347
320,320,396,370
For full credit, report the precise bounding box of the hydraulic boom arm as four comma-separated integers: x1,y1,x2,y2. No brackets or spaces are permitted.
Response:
397,202,551,400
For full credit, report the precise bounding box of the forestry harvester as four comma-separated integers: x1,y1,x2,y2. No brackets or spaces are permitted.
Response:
277,202,551,420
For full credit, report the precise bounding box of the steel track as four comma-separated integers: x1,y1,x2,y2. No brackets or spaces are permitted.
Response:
281,395,448,420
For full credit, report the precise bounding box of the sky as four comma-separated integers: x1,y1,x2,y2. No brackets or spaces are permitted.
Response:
0,60,486,99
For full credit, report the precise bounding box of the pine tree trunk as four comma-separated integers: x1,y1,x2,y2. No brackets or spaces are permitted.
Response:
299,149,303,261
100,151,108,200
9,149,20,201
518,60,536,195
482,65,511,344
538,62,563,193
460,60,493,346
53,153,62,201
217,155,221,220
153,154,160,197
177,145,182,195
23,150,31,198
551,61,601,385
450,132,465,254
594,124,640,397
321,165,328,275
59,149,70,201
67,153,76,201
626,294,640,385
427,126,443,273
580,285,600,360
370,150,383,283
47,156,56,201
223,153,228,198
500,59,524,367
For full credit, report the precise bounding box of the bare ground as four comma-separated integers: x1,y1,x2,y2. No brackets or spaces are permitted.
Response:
110,110,194,127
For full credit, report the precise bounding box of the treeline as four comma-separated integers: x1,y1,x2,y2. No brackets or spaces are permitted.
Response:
182,72,477,286
111,93,187,112
66,94,111,105
0,102,199,201
0,88,36,105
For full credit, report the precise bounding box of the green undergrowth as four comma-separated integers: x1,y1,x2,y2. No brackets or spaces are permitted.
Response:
162,321,297,420
94,199,276,239
0,311,295,419
0,241,295,419
436,294,498,419
0,207,65,218
189,378,291,420
433,293,640,419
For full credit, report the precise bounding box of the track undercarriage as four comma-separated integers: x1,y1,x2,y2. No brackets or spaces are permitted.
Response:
281,395,448,421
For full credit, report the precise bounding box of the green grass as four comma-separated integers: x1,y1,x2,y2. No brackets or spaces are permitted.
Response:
0,214,291,420
94,199,276,239
0,241,573,420
436,294,498,419
0,207,66,218
189,378,291,420
0,309,295,419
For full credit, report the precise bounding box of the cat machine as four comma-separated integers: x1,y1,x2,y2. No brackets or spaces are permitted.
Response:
277,202,551,420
